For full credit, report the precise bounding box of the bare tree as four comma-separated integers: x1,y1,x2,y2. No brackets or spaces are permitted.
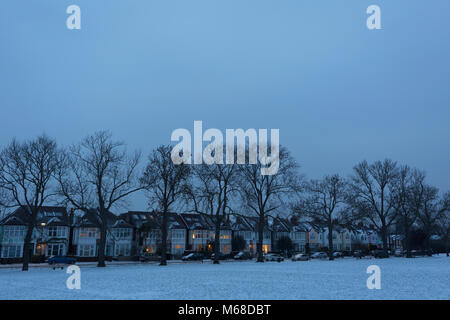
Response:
348,159,399,256
56,131,142,267
0,135,59,271
293,174,347,260
238,146,300,262
185,159,237,264
392,166,422,258
140,145,191,266
435,193,450,256
0,186,11,218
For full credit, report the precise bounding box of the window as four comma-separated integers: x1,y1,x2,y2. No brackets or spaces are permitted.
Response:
79,228,98,238
114,244,131,256
113,228,131,239
220,233,230,240
47,243,65,256
3,226,26,239
79,244,95,257
171,230,185,239
192,230,209,239
1,245,22,258
48,227,67,238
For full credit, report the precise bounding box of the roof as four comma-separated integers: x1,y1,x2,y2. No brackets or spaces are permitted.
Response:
271,217,291,232
282,216,309,232
74,209,132,228
179,213,215,230
230,214,253,232
122,211,187,230
0,206,69,227
242,216,272,232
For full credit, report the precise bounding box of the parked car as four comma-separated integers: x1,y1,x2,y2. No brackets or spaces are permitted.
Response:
394,249,403,257
181,252,204,261
353,250,364,259
372,249,389,258
47,256,76,269
264,253,284,262
342,250,352,257
311,252,328,259
211,252,230,260
332,251,344,258
139,252,157,262
233,251,252,260
411,250,426,257
292,253,309,261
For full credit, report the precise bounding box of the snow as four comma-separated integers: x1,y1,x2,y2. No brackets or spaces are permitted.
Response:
0,256,448,300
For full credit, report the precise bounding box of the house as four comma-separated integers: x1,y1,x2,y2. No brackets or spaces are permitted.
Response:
180,213,215,253
204,215,232,254
305,224,325,252
72,209,133,259
0,206,71,260
270,216,291,251
389,234,404,251
366,230,383,249
352,229,369,250
243,216,272,254
285,219,308,253
123,211,188,257
230,214,256,253
334,227,353,251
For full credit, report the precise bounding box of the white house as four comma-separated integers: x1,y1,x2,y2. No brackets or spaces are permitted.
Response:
72,209,133,258
0,206,71,260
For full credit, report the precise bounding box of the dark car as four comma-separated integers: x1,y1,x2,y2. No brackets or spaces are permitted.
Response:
139,252,159,262
332,251,344,258
372,250,389,258
233,251,252,260
181,252,204,261
211,252,230,260
47,256,76,269
353,250,364,259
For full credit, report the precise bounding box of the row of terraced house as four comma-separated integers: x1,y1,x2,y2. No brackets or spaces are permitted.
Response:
0,206,384,262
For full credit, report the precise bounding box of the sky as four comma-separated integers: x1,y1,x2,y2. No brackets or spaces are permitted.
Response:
0,0,449,211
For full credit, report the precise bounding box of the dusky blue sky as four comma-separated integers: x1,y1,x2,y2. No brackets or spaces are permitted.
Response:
1,1,449,211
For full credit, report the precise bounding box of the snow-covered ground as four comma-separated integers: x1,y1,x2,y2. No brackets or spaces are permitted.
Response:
0,255,448,300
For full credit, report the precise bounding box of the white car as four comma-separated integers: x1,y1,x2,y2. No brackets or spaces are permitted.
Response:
311,252,328,259
291,253,309,261
264,253,284,262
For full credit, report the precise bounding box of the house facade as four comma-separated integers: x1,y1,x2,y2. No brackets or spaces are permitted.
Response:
72,209,134,259
230,214,256,253
0,206,71,260
244,216,272,254
180,213,215,253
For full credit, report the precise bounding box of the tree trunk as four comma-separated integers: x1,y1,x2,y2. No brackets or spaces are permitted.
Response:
22,225,34,271
214,218,221,264
424,226,432,257
445,233,449,257
256,214,264,262
160,208,169,266
328,225,334,261
97,213,107,267
405,220,412,258
380,226,389,257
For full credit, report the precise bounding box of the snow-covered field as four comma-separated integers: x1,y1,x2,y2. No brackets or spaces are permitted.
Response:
0,256,448,300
